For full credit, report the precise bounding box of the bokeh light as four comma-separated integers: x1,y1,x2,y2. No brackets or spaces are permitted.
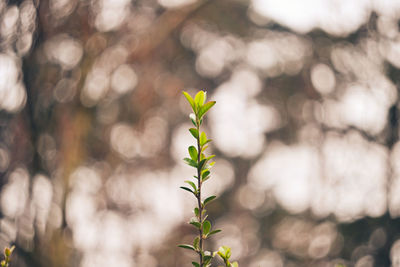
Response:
2,0,400,266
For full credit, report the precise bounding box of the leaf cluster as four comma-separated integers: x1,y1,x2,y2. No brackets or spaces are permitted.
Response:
216,246,238,267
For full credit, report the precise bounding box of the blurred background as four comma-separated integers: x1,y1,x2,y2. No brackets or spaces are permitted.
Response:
1,0,400,266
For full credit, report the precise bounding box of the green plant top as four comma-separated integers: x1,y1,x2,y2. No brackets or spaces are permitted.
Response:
178,90,238,267
1,246,14,267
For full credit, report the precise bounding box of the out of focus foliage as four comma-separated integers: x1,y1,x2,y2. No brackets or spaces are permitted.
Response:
1,0,400,266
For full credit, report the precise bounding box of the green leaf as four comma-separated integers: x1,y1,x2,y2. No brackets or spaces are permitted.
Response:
194,207,199,217
200,132,207,146
189,113,197,126
206,155,215,160
198,159,207,170
203,220,211,235
193,236,200,250
183,91,196,112
218,246,231,259
184,158,197,168
202,175,211,182
203,195,216,206
198,101,216,118
178,244,195,251
194,91,206,108
203,139,212,146
208,229,221,237
190,217,201,228
189,146,198,161
201,170,210,180
189,128,199,138
192,262,200,267
232,262,239,267
204,255,213,264
190,221,201,229
180,186,194,194
185,180,197,192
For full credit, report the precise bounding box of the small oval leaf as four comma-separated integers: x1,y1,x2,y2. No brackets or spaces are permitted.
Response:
200,132,207,146
208,229,221,237
185,180,197,192
203,220,211,235
189,113,197,126
194,91,206,108
201,170,210,180
189,128,199,138
203,195,216,206
183,91,196,112
193,236,200,250
190,221,201,229
198,101,216,118
178,244,195,251
188,146,198,161
180,186,194,194
184,158,197,168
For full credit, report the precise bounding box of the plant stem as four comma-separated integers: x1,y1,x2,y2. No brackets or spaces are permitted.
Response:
196,121,203,267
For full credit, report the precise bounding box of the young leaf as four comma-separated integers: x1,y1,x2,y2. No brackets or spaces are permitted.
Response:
198,159,207,170
190,217,201,228
202,175,211,182
194,207,199,217
190,221,201,229
185,180,197,192
178,244,195,251
183,91,196,112
200,132,207,146
189,128,199,138
203,220,211,235
201,170,210,180
188,146,198,161
206,155,215,160
203,139,212,146
194,91,206,107
193,236,200,250
189,113,197,126
203,195,216,206
180,186,194,194
232,262,239,267
184,158,197,168
203,255,213,264
198,101,216,118
192,262,200,267
208,229,221,237
218,246,231,259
